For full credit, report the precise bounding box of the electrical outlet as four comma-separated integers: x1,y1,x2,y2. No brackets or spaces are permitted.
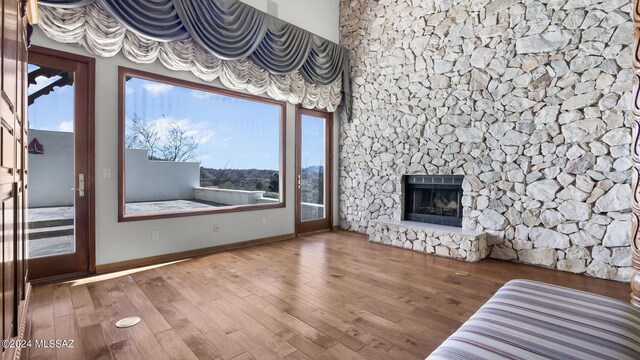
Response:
103,168,112,179
151,230,160,241
261,218,267,226
213,224,220,232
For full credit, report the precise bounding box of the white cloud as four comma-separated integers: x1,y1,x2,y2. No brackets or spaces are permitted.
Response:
190,90,212,99
190,90,229,102
28,75,60,96
142,83,173,96
149,116,216,146
125,84,135,95
194,131,215,144
57,120,74,132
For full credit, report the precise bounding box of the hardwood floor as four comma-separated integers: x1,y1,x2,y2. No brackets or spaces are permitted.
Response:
26,231,630,360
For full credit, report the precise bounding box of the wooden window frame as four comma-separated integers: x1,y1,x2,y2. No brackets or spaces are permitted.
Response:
295,107,333,234
118,67,286,222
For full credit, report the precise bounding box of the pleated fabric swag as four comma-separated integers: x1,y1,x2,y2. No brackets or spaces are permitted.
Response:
38,0,352,116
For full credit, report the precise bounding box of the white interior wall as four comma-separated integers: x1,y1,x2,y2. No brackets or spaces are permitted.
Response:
32,26,341,265
239,0,340,42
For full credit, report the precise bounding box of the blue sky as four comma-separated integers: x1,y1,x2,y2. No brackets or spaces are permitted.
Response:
27,64,326,170
300,114,326,170
125,76,286,170
27,64,75,132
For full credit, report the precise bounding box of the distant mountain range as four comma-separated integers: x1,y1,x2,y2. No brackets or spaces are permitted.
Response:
199,166,324,204
200,168,277,192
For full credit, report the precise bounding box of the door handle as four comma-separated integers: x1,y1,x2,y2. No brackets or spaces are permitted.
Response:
71,173,85,197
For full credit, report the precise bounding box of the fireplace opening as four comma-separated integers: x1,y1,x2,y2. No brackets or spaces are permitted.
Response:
404,175,463,227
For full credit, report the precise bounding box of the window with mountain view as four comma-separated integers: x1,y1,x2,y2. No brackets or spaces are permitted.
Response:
119,68,285,220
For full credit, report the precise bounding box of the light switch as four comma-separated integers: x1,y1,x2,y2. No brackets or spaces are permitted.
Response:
103,168,112,179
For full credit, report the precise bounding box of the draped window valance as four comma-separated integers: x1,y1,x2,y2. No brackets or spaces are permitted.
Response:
38,0,352,117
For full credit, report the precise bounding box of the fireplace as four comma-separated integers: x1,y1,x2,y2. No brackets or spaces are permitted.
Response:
404,175,463,227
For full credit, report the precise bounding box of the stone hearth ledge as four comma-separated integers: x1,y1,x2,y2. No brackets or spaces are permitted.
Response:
367,219,488,262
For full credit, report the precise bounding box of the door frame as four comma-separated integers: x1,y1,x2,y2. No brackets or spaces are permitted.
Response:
27,46,95,281
295,107,333,234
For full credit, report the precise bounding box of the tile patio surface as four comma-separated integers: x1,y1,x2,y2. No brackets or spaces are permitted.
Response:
124,199,222,214
28,200,221,258
28,206,75,259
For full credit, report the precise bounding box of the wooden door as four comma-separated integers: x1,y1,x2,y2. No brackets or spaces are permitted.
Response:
26,47,95,281
1,0,28,346
295,108,332,234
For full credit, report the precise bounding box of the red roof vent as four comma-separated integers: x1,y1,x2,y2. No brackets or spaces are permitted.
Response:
28,138,44,154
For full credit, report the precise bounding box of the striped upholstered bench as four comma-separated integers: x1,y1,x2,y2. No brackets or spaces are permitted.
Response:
427,279,640,360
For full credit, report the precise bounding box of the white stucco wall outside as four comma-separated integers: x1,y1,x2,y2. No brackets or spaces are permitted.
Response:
28,131,201,206
194,187,266,206
27,129,74,208
125,149,200,202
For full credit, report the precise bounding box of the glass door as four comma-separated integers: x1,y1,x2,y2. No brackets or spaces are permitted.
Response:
27,48,93,280
296,108,332,234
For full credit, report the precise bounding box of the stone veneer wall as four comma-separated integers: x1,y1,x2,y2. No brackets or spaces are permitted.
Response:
338,0,633,281
369,220,489,262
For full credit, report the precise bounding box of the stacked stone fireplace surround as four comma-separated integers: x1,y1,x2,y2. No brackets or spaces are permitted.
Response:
339,0,633,282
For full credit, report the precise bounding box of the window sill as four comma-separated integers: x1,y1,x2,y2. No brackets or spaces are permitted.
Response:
118,202,286,222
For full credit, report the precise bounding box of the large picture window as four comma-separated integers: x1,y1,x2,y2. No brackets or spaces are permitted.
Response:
118,67,285,221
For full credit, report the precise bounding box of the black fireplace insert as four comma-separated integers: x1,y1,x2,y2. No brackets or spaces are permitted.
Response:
404,175,463,227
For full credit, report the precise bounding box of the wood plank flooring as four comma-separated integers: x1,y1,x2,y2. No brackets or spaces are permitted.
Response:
26,231,631,360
